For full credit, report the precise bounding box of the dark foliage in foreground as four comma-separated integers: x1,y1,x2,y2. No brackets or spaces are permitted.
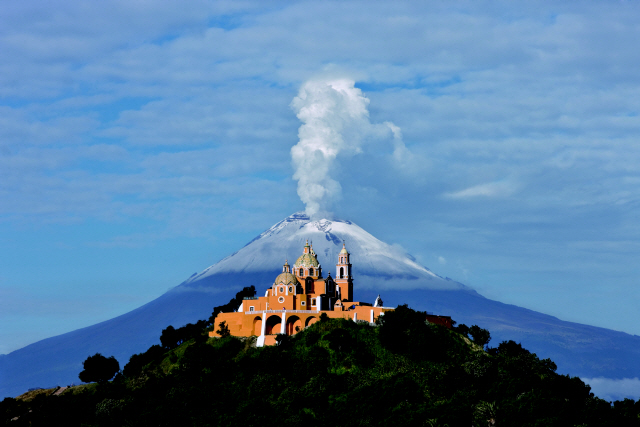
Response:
78,354,120,384
3,304,640,427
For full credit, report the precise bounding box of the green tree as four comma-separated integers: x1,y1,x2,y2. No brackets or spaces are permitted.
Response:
78,353,120,384
473,401,497,426
123,345,165,378
217,321,231,337
454,323,470,336
160,325,178,349
275,333,292,348
454,323,491,348
326,328,352,353
469,325,491,347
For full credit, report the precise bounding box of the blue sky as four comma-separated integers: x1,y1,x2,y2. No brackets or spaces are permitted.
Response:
2,0,640,355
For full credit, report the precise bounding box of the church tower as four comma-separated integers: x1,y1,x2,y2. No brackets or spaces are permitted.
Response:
335,243,353,302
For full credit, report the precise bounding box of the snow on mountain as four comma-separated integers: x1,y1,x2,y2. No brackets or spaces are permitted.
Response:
190,212,465,291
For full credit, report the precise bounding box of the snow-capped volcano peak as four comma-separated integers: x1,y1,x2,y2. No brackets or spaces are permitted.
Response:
188,212,466,291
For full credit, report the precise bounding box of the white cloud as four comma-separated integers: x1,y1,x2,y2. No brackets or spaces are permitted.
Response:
445,180,518,199
582,377,640,402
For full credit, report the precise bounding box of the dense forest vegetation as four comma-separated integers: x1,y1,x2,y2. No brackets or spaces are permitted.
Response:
2,293,640,426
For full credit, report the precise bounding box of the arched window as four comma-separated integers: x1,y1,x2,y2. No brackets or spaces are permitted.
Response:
340,267,344,278
305,276,314,294
309,267,314,276
288,286,293,293
299,268,304,276
327,278,335,294
279,286,284,294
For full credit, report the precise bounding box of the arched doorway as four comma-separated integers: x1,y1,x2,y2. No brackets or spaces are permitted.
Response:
265,315,282,335
286,316,302,335
305,316,317,327
252,316,262,336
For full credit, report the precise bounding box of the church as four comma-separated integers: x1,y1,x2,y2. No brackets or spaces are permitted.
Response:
209,241,393,346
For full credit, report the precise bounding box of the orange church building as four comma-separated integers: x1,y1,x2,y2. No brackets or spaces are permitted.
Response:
210,241,393,346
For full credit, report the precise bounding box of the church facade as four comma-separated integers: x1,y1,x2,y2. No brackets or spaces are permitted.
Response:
209,241,392,346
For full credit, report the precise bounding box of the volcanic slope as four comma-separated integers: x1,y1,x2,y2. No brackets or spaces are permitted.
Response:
2,212,640,399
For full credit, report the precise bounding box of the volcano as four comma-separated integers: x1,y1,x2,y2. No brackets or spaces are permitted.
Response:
2,212,640,398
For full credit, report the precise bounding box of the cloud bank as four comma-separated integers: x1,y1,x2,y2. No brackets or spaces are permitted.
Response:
582,377,640,402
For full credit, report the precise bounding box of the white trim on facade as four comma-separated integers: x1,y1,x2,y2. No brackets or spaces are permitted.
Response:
246,309,321,315
280,312,287,334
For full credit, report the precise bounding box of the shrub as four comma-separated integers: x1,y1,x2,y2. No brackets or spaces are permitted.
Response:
78,353,120,384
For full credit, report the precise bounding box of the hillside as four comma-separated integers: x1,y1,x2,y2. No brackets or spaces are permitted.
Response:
2,306,639,427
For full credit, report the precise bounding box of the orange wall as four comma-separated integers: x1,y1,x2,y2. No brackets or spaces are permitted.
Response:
209,305,392,341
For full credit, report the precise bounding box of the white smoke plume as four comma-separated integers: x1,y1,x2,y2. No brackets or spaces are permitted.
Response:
290,77,410,218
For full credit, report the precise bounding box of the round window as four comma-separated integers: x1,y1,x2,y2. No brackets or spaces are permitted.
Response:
279,286,284,293
278,296,285,303
288,286,293,293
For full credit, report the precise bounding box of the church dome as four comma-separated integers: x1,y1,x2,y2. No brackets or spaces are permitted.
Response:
274,271,299,286
294,253,320,267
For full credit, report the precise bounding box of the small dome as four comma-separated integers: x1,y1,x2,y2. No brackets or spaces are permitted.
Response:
274,271,299,286
340,243,348,254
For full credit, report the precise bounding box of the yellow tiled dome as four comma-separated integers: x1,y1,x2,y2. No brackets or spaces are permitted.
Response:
274,272,299,286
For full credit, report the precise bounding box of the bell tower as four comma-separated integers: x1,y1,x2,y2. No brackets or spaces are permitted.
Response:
335,242,353,302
